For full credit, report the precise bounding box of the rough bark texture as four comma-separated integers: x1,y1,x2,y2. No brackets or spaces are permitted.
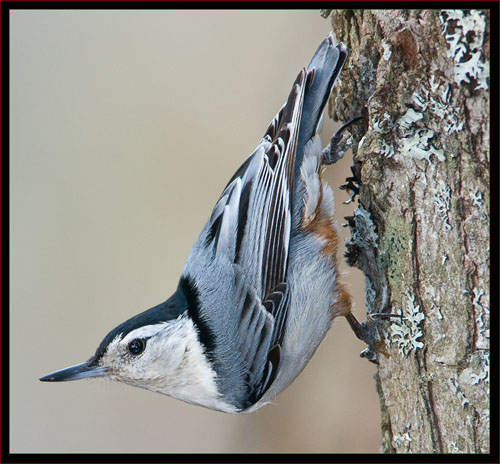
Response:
322,10,490,453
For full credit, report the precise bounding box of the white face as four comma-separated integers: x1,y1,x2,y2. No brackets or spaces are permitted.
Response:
99,316,191,387
94,315,235,412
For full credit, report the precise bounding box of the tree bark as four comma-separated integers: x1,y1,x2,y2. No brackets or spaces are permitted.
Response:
322,10,490,453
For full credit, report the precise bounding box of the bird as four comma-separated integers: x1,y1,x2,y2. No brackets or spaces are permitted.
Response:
40,33,361,413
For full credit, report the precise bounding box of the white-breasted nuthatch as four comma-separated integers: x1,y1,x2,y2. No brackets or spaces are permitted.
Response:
40,33,362,413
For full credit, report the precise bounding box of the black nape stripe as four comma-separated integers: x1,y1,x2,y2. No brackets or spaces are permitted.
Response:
178,276,216,362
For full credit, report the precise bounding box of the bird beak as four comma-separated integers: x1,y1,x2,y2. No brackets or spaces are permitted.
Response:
39,360,109,382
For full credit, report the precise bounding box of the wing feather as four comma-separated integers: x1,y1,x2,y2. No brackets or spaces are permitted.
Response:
185,69,308,405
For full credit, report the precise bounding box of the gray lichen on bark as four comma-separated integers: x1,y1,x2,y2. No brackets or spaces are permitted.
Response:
323,10,490,453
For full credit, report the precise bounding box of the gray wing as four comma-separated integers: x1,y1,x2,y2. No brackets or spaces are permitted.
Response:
208,68,307,298
181,69,308,406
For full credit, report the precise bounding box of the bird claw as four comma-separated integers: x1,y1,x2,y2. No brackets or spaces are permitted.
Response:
322,132,352,165
360,347,379,364
346,311,400,364
321,116,364,166
368,312,404,322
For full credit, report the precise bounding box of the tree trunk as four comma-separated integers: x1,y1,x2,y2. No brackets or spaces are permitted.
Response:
322,9,490,453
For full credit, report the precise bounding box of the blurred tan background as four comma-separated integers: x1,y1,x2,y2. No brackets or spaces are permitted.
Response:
10,10,380,453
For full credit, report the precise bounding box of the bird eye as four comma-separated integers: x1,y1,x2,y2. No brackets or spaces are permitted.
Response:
128,338,146,355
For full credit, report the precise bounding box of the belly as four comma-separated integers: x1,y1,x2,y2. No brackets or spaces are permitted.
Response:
242,230,342,413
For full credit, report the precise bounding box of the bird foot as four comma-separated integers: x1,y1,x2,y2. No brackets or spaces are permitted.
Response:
321,116,364,166
345,312,403,364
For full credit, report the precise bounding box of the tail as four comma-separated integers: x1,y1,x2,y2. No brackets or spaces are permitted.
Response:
296,33,348,156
